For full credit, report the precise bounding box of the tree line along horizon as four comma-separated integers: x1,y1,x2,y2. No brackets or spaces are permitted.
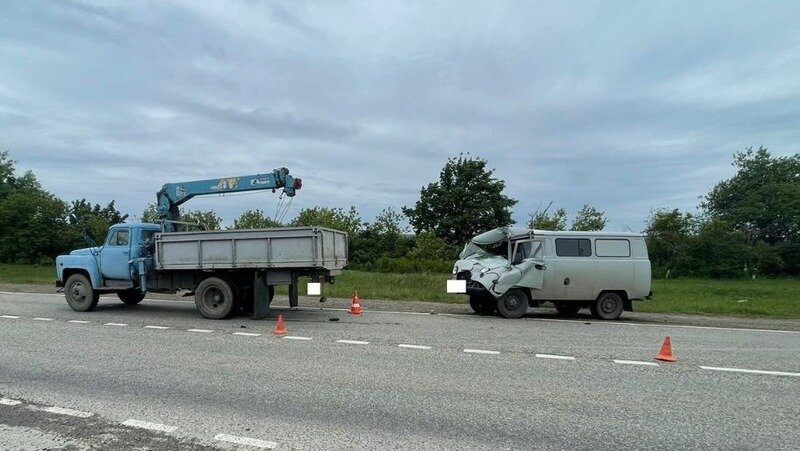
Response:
1,147,798,278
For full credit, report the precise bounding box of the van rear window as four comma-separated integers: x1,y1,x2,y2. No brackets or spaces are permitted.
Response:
555,238,592,257
595,239,631,257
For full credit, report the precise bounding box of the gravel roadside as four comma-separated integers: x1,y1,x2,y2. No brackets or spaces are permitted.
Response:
2,282,799,332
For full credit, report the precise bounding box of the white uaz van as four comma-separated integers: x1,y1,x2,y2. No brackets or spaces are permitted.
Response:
451,227,652,319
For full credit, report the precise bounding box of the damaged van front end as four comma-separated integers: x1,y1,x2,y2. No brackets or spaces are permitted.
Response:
451,227,546,318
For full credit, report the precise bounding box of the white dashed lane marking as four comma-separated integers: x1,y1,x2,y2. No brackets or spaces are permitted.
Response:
144,325,169,330
398,344,432,350
40,406,93,418
122,419,178,433
0,315,20,319
32,317,53,321
233,332,262,337
187,329,213,333
0,398,22,406
614,359,659,367
68,320,90,324
104,323,127,327
283,336,312,341
464,349,500,355
536,354,575,361
337,339,369,345
700,366,800,378
214,433,277,449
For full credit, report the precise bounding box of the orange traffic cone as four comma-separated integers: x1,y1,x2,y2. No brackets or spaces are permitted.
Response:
348,290,363,315
655,336,676,362
273,314,287,335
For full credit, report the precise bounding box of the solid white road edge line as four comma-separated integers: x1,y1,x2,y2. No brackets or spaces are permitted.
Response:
41,406,93,418
5,290,800,335
213,433,277,449
0,315,20,319
398,344,432,350
122,419,178,433
68,320,90,324
283,336,312,340
104,323,127,326
144,325,169,329
233,332,262,337
614,359,659,366
699,365,800,377
337,339,369,345
535,353,576,360
464,349,500,355
187,329,213,333
0,398,22,406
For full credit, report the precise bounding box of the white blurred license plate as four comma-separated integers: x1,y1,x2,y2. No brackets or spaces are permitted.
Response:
307,282,321,296
446,280,467,293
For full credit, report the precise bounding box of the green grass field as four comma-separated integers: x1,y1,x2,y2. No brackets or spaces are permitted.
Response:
1,264,797,318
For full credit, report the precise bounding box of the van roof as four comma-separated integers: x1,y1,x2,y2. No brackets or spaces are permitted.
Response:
471,227,643,245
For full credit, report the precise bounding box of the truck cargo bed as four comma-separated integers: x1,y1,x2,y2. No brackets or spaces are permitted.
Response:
154,227,348,271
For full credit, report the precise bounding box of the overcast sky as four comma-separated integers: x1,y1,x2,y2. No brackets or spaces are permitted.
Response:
2,1,799,231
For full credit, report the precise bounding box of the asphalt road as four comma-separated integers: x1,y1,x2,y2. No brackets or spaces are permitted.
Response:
1,291,798,450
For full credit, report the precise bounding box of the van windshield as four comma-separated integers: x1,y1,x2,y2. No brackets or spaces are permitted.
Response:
460,240,508,259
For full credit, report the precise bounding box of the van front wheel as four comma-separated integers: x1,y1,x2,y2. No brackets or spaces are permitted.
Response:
591,292,624,320
496,289,529,319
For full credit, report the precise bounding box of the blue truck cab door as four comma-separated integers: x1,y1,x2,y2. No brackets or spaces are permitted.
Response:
100,227,133,280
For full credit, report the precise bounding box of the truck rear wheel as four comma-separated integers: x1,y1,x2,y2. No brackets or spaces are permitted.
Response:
496,288,529,319
195,277,236,319
117,290,145,305
64,274,99,312
590,292,624,320
553,302,581,317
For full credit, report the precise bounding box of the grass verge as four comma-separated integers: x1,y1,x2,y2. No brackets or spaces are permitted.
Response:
2,264,797,318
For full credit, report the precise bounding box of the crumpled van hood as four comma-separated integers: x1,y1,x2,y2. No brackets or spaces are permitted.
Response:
471,227,532,245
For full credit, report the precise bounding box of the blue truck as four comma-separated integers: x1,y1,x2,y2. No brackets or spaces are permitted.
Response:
55,169,348,319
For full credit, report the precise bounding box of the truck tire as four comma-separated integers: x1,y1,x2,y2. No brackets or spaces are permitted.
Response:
590,292,624,320
117,290,145,305
469,294,495,315
195,277,236,319
64,274,99,312
553,302,581,317
496,288,529,319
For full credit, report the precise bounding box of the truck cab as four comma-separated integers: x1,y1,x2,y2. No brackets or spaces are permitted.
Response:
56,223,161,311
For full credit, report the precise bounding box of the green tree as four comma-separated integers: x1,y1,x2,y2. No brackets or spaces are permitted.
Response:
232,209,282,229
140,203,159,223
527,206,567,230
67,199,128,245
291,206,362,237
702,147,800,273
182,210,222,230
571,205,607,231
350,208,412,268
645,209,695,275
403,155,517,245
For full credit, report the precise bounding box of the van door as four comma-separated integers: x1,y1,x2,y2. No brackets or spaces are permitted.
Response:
100,228,132,280
553,238,596,300
494,239,545,294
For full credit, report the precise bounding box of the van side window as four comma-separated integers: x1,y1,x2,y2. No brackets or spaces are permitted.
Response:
555,238,592,257
595,239,631,257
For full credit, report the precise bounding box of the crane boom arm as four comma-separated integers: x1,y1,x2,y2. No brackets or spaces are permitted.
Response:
156,167,301,231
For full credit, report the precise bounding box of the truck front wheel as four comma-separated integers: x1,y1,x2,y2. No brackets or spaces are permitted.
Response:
117,290,145,305
195,277,236,319
64,274,99,312
496,288,529,319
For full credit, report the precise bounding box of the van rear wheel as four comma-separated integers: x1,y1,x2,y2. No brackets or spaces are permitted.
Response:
590,292,624,320
496,289,529,319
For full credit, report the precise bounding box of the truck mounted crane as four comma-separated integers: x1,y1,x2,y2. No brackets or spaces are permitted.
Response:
55,168,348,320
